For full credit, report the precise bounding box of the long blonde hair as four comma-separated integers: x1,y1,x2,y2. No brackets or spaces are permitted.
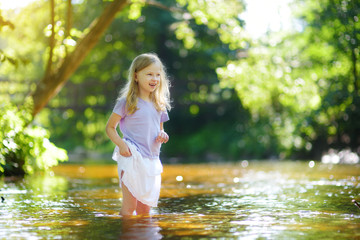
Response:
118,53,171,114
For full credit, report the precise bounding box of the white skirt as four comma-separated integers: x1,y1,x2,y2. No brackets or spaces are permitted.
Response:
112,140,163,207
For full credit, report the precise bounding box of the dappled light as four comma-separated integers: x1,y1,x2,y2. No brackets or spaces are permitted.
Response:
0,0,359,238
1,0,359,162
1,162,359,238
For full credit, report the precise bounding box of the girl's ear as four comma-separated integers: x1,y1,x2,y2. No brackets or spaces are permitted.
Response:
134,73,137,82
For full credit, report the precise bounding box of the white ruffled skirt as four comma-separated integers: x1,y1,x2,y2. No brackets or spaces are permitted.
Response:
112,140,163,207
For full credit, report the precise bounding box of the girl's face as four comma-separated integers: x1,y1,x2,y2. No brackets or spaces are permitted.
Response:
135,62,161,99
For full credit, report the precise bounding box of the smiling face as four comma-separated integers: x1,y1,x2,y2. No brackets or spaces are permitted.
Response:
135,61,161,101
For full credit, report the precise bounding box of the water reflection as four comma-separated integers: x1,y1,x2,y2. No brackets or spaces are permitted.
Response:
0,161,359,239
120,217,162,240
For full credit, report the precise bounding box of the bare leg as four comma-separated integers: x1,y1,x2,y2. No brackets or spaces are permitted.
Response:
136,200,151,215
120,172,137,216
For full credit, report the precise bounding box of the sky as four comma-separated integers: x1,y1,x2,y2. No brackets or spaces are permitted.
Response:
0,0,294,39
0,0,36,10
241,0,294,38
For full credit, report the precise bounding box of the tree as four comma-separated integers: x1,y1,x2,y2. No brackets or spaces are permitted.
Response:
217,0,360,158
0,10,26,67
31,0,128,117
0,0,247,174
295,0,360,154
38,0,250,159
28,0,245,118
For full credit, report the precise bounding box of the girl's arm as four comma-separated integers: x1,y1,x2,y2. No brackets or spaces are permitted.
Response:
106,113,132,157
156,122,169,143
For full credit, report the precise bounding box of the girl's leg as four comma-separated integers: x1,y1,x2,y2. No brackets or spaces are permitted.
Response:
136,174,160,215
120,172,137,216
136,200,151,215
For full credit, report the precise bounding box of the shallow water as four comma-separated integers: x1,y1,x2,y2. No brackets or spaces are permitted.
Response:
0,161,359,239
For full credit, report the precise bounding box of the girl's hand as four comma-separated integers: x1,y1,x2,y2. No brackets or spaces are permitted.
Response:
156,130,169,143
118,141,132,157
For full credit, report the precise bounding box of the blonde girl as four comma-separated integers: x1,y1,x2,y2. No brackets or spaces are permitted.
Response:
106,53,171,216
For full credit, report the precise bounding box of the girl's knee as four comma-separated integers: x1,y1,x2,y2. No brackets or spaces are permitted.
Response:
121,184,137,216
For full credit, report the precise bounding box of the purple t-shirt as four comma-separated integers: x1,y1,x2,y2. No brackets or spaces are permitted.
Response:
112,97,169,159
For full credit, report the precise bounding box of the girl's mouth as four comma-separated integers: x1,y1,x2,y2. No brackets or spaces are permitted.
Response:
149,83,157,87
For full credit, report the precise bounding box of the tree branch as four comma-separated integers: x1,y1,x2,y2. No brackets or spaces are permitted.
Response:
146,0,184,13
0,14,15,30
66,0,73,38
44,0,55,79
65,0,73,55
31,0,128,117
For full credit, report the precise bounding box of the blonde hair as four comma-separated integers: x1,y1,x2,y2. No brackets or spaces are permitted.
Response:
118,53,171,114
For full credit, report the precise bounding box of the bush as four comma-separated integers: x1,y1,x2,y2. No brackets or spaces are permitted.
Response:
0,98,68,176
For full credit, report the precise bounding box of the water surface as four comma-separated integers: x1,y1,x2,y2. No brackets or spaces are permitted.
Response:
0,161,359,239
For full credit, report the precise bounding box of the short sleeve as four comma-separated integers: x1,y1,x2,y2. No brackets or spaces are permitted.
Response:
113,98,126,117
161,111,170,123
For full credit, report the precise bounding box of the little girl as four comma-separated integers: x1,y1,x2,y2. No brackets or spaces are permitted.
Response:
106,53,171,216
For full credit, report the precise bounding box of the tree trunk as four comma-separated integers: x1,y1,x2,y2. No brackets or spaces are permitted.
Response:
31,0,127,117
351,46,359,95
44,0,55,79
65,0,73,54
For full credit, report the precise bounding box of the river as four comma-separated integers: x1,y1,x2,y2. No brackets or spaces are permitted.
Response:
0,161,359,239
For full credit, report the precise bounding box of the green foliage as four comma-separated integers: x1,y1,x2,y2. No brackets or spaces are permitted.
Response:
216,34,322,156
0,97,67,176
0,10,30,67
217,0,360,157
128,0,146,20
173,21,196,49
177,0,247,49
37,0,248,161
3,0,358,163
293,0,359,154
